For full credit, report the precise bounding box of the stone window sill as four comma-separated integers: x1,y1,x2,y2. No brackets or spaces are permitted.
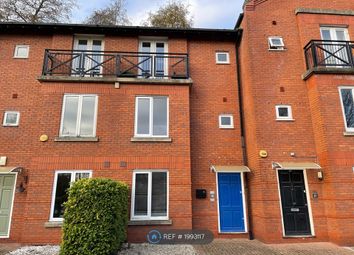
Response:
128,219,172,226
54,137,99,142
276,119,295,122
130,137,172,143
343,132,354,136
44,221,63,228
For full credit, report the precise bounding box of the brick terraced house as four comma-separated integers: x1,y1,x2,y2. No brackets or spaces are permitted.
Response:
0,0,353,247
238,0,354,245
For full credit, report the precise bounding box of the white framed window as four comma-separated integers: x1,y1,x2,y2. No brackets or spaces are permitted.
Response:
131,170,169,220
276,105,293,120
50,170,92,221
268,37,285,50
14,45,29,58
3,111,20,126
139,40,168,78
216,52,230,64
134,96,169,137
219,114,234,128
339,87,354,132
60,94,98,137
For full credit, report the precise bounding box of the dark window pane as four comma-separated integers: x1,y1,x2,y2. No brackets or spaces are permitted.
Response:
134,174,148,216
221,116,231,126
341,89,354,128
53,173,71,218
153,97,168,136
137,98,150,135
217,53,228,62
278,107,289,117
151,172,167,217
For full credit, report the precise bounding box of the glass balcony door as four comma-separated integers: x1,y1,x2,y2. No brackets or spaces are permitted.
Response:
73,37,104,76
139,41,168,78
320,27,350,67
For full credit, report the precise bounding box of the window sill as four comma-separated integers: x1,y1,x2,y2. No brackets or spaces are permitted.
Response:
130,137,172,143
282,235,315,239
128,219,172,226
54,137,99,142
276,119,295,122
343,132,354,136
268,48,287,51
44,221,63,228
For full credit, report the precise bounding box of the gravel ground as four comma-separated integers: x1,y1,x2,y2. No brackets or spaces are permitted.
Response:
6,246,59,255
5,244,196,255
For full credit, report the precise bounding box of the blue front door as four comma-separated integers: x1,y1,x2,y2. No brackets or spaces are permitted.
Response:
218,173,245,232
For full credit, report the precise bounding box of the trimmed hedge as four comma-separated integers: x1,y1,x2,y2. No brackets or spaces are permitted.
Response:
60,178,129,255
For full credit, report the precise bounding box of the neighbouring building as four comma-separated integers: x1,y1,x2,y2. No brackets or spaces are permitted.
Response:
238,0,354,245
0,0,354,247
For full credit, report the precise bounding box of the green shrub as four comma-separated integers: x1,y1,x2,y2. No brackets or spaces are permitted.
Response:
60,178,129,255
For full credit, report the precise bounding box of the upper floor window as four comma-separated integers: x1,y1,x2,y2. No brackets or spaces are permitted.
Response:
60,94,98,137
139,40,168,78
14,45,29,58
216,52,230,64
268,37,285,50
131,170,168,220
219,114,234,128
3,111,20,126
339,88,354,132
135,96,168,137
320,27,349,41
50,170,92,221
73,37,104,76
275,105,293,121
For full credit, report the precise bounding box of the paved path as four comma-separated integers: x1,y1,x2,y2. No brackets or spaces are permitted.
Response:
194,239,354,255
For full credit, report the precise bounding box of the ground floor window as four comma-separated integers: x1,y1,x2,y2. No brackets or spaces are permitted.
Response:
131,170,168,220
50,170,92,221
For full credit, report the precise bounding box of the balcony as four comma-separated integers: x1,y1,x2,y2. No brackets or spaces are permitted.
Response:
303,40,354,80
39,49,191,84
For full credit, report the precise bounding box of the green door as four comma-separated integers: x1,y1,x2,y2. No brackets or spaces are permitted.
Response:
0,174,16,237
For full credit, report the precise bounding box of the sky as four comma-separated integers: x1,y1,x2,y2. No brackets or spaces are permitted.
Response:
73,0,244,29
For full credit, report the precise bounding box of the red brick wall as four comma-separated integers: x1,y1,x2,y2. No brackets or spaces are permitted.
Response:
188,40,245,237
0,34,192,244
241,0,354,245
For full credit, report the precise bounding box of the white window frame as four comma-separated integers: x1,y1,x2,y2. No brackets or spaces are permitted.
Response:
13,45,29,58
131,170,169,221
215,52,230,64
268,36,285,50
134,96,169,138
275,105,293,120
3,111,20,126
339,86,354,132
138,39,169,78
59,94,98,137
49,170,92,222
219,114,234,128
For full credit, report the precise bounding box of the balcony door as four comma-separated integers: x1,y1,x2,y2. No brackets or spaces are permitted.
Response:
320,27,350,67
73,37,104,76
139,41,168,78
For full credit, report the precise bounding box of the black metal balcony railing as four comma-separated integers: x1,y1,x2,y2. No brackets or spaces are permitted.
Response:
304,40,354,70
42,49,189,79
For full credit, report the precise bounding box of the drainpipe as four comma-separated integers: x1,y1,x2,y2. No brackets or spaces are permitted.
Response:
235,14,254,240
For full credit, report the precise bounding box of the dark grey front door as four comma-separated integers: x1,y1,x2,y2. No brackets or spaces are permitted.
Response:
278,170,311,236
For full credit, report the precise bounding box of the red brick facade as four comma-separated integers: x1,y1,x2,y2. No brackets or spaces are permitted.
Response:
240,0,354,246
0,0,353,247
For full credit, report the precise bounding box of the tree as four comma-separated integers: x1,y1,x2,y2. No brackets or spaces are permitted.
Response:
85,0,130,26
0,0,76,23
144,1,193,28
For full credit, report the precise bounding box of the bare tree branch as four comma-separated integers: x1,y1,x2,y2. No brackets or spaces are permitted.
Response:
85,0,130,26
0,0,77,23
144,0,193,28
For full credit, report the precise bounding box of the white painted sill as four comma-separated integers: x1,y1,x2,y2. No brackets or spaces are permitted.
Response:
343,131,354,136
128,219,172,226
276,119,295,122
